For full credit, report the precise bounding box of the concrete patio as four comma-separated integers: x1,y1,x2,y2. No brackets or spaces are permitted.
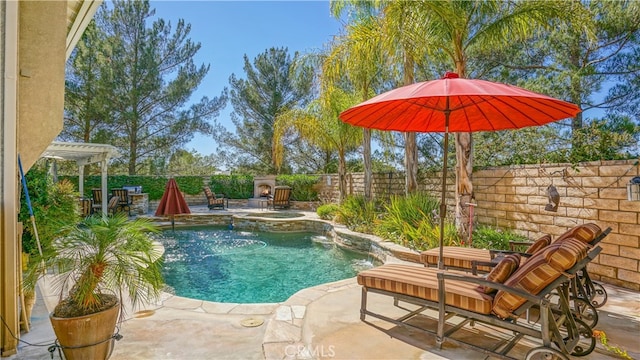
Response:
9,208,640,360
11,277,640,360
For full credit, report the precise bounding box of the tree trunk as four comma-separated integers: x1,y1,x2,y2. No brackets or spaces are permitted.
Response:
363,128,372,201
405,132,418,193
453,63,473,241
128,140,137,175
454,132,473,241
403,51,417,194
338,149,347,202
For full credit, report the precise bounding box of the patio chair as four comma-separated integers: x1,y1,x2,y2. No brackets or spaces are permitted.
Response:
357,235,601,359
111,188,132,216
268,186,292,210
107,196,119,216
78,198,92,218
203,186,227,210
91,188,103,213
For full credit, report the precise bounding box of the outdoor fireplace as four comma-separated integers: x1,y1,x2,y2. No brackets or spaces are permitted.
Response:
249,175,276,207
258,185,271,197
253,175,276,198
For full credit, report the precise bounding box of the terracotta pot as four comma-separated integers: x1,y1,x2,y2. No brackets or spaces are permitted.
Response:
50,302,120,360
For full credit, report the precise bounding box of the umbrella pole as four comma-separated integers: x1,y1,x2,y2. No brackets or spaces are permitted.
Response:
438,108,451,270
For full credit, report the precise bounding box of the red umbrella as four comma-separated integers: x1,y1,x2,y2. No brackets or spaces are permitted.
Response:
155,178,191,229
339,72,581,269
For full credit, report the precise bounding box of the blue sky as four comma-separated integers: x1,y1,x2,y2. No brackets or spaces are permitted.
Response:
151,1,343,156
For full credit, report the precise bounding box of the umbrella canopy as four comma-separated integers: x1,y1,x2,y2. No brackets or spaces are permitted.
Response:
339,72,581,269
340,72,580,132
155,178,191,218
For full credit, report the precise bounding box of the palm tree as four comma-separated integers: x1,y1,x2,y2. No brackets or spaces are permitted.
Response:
33,214,164,318
376,2,439,193
330,2,440,195
400,1,584,238
326,7,389,201
332,1,582,238
274,85,361,201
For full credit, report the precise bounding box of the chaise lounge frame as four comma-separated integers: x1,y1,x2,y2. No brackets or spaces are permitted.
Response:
359,244,601,360
423,223,611,311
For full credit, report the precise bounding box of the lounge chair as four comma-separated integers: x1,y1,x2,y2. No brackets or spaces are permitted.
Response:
111,188,133,216
203,186,227,210
358,235,601,359
420,223,605,273
421,223,610,319
421,234,552,274
268,186,292,210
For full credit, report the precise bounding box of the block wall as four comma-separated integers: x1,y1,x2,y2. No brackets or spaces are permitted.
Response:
315,159,640,290
473,160,640,290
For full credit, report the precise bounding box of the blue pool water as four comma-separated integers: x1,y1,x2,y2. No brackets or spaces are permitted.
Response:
157,226,375,303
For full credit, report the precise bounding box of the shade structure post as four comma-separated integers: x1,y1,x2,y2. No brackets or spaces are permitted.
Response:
78,164,84,198
100,160,108,218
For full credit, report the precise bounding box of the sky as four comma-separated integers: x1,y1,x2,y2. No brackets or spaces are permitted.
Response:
150,1,343,156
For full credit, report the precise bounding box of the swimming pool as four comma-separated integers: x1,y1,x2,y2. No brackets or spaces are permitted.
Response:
158,226,375,303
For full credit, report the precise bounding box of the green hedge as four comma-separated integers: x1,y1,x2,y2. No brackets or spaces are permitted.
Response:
276,174,320,201
60,174,321,201
59,175,206,200
208,175,253,199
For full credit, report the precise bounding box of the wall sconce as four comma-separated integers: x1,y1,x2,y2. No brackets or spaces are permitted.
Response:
545,185,560,212
627,176,640,201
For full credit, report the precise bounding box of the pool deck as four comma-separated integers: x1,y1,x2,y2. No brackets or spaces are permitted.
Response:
10,207,640,360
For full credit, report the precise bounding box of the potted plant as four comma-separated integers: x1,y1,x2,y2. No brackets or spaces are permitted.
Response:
28,213,164,360
19,168,80,329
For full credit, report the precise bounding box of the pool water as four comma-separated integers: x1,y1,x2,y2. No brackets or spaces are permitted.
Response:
158,226,375,303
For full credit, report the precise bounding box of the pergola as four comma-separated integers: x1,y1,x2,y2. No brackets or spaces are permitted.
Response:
40,141,120,215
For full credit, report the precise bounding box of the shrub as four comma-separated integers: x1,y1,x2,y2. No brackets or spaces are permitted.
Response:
335,195,380,234
20,165,80,271
471,225,529,250
317,204,339,220
375,192,440,243
401,220,461,251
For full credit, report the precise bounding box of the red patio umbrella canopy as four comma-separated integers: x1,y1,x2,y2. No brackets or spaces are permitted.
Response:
339,72,581,133
339,72,581,269
155,178,191,217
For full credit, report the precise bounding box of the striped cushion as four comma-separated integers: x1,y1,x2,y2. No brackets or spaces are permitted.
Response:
480,254,521,294
357,264,494,314
555,223,601,244
491,238,589,319
525,235,552,254
420,247,493,272
545,238,588,269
